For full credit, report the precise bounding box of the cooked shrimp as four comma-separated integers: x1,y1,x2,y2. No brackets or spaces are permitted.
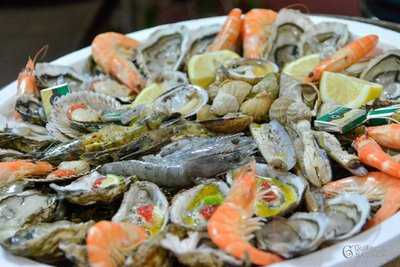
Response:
243,9,277,59
0,160,53,186
367,124,400,150
17,46,48,98
91,32,145,95
208,8,242,52
208,160,282,265
306,34,379,82
323,172,400,229
353,134,400,178
87,221,147,267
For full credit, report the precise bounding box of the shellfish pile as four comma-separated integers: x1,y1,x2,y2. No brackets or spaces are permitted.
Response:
1,7,400,267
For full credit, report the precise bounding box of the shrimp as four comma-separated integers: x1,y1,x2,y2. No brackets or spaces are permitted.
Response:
323,172,400,229
0,160,53,186
367,124,400,150
208,8,242,52
243,9,277,59
207,160,282,265
91,32,145,95
87,221,147,267
353,134,400,178
306,34,379,82
17,46,48,98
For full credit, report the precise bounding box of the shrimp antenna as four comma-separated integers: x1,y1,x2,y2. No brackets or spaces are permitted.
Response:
284,3,310,14
31,45,49,64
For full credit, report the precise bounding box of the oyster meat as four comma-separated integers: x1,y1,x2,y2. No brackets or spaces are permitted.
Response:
2,220,94,262
136,25,191,79
112,181,169,235
170,181,229,230
256,212,331,258
50,171,131,205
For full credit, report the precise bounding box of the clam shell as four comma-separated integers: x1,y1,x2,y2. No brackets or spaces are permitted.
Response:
199,114,252,134
154,84,208,118
112,181,169,235
210,92,239,116
47,91,121,140
170,181,229,230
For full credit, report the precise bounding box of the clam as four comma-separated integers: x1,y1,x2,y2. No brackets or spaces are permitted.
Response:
250,121,296,171
268,9,314,67
185,25,220,67
2,220,94,262
0,191,59,241
269,97,314,126
219,58,279,85
47,91,121,140
324,193,370,241
299,22,349,57
170,181,229,230
112,181,169,236
199,113,252,134
136,25,191,79
153,84,208,118
50,171,131,205
360,50,400,100
256,212,331,258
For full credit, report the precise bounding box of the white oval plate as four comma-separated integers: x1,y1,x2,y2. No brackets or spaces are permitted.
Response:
1,15,400,267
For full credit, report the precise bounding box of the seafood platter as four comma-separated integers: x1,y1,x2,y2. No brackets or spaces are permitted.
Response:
1,7,400,267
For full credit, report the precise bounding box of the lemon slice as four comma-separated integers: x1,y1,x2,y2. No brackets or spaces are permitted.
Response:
131,83,164,107
188,50,240,88
282,54,320,81
320,72,383,108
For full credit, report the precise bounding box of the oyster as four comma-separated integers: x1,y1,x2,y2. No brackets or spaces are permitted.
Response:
324,193,370,241
185,25,220,66
137,25,191,79
112,181,169,235
250,121,296,171
15,95,47,126
268,9,313,67
26,160,91,182
170,181,229,230
219,58,279,85
47,91,121,140
256,212,331,258
360,50,400,100
0,181,33,201
35,63,87,91
50,171,131,205
153,84,208,118
0,191,58,241
2,220,94,262
91,76,132,100
299,22,349,57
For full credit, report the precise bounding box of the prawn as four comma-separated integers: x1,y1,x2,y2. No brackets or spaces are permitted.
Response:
353,134,400,178
207,160,282,265
91,32,145,95
323,172,400,229
87,221,147,267
366,124,400,150
17,45,48,98
208,8,242,52
306,34,378,82
243,9,277,59
0,160,53,186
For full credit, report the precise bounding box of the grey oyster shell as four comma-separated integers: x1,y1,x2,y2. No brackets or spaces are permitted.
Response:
50,171,131,205
136,25,191,79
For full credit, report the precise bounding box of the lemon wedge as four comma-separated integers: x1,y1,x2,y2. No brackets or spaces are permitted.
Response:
282,54,320,81
188,50,240,88
131,83,164,107
320,72,383,108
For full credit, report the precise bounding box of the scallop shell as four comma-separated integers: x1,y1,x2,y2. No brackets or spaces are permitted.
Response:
170,181,229,230
47,91,121,140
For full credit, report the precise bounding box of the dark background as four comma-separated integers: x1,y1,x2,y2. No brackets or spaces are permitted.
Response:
0,0,398,87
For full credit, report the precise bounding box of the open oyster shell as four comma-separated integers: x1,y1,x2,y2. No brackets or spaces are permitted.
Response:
112,181,169,236
50,171,131,205
170,180,229,230
35,63,87,91
136,25,191,79
0,190,59,242
2,220,94,262
256,212,331,258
